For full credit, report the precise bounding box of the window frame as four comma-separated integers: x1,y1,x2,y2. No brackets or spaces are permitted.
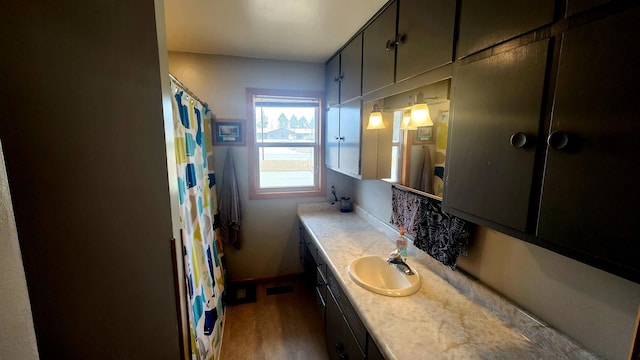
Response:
246,88,325,200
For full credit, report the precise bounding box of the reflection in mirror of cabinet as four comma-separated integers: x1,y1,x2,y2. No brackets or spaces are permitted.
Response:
365,80,450,197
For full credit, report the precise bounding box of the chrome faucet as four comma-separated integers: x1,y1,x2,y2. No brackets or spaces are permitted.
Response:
386,249,415,275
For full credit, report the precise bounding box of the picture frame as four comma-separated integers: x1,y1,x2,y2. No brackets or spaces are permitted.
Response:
416,125,434,143
212,119,245,146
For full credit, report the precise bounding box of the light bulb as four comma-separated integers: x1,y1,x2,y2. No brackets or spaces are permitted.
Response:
400,111,411,130
409,103,433,128
367,111,385,130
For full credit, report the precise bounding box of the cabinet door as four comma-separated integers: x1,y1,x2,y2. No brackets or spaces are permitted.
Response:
326,55,340,108
566,0,612,16
538,8,640,281
325,106,340,170
338,100,362,177
326,290,365,360
445,40,550,232
457,0,555,57
367,335,385,360
396,0,456,82
340,33,363,103
362,1,397,94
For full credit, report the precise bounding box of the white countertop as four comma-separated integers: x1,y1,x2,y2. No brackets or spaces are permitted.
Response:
298,202,601,360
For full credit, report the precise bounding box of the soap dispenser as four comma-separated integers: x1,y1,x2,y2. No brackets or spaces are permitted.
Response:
396,227,408,257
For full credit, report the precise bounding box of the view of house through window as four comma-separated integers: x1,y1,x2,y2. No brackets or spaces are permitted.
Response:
248,89,324,199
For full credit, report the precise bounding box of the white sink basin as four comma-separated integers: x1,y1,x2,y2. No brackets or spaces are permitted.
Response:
347,255,421,297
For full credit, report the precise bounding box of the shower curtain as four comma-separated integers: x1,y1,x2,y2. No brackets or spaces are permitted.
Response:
170,78,225,360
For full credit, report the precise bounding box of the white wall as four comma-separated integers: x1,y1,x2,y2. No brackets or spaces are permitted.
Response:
0,142,39,359
351,177,640,360
168,52,354,281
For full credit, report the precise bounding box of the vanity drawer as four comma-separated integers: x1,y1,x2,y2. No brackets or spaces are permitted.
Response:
316,264,327,303
315,284,327,322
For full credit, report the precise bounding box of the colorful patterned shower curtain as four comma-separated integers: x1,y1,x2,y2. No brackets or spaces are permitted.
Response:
170,78,225,360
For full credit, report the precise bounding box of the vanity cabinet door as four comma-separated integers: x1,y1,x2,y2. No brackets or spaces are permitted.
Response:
538,7,640,281
362,1,397,94
395,0,456,82
340,34,363,104
367,335,385,360
445,39,550,232
457,0,555,57
326,287,365,360
326,55,340,108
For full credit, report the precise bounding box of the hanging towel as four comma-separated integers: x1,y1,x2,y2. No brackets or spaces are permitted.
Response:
219,149,241,249
390,186,421,236
414,197,472,270
417,146,433,194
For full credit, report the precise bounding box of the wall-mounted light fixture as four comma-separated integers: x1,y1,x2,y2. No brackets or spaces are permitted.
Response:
367,103,385,130
408,92,435,129
400,111,412,130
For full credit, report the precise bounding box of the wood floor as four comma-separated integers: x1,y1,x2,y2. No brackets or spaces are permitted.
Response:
220,275,329,360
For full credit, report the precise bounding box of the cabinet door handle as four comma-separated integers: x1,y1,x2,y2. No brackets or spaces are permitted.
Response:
385,39,396,51
338,136,345,141
547,131,570,150
396,33,406,45
333,76,340,82
509,132,529,148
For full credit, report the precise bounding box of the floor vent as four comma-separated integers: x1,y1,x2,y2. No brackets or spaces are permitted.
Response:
266,284,294,296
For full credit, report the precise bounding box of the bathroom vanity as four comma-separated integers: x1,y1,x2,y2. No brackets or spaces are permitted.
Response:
298,202,601,359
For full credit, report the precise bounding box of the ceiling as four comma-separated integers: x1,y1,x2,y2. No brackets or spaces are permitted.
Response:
163,0,389,63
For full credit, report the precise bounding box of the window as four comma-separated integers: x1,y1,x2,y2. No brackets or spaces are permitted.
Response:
387,111,403,183
247,88,325,199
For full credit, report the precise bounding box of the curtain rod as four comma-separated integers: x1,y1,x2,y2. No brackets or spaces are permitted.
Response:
392,183,443,202
169,73,210,109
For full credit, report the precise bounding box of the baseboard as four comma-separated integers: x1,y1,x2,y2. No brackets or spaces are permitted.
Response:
228,272,305,285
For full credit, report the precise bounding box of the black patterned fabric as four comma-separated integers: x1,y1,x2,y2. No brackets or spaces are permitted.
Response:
390,185,472,270
414,197,472,270
390,187,421,236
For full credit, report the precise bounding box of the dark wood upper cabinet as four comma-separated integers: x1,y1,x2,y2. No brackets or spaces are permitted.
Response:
445,39,550,232
396,0,456,82
324,100,362,178
340,34,363,104
362,1,398,94
337,100,363,177
325,35,362,106
457,0,555,57
363,0,457,94
325,55,340,108
325,106,340,170
566,0,612,16
537,7,640,280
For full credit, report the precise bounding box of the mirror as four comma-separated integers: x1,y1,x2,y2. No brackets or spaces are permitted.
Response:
364,79,451,199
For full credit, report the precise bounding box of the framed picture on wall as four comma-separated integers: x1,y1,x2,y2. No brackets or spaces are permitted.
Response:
415,125,434,143
213,119,245,146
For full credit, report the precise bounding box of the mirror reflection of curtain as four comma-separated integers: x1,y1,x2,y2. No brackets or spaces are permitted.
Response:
171,79,225,360
433,112,448,197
